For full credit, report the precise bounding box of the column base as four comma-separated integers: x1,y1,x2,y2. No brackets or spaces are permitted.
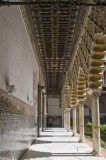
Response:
72,134,76,137
79,139,85,143
92,151,102,157
91,150,95,154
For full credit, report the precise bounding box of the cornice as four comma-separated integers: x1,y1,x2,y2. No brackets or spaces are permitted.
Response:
68,6,91,72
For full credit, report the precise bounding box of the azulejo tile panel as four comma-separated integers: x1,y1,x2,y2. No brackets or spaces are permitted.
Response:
0,112,36,160
0,89,37,160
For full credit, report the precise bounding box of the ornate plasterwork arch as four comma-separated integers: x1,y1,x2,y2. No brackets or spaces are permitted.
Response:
69,7,105,90
61,86,65,112
88,34,106,90
71,86,77,107
62,6,105,112
84,95,92,110
61,72,70,112
64,72,70,109
77,68,87,101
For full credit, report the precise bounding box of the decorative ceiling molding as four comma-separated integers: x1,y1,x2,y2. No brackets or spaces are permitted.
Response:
19,0,90,94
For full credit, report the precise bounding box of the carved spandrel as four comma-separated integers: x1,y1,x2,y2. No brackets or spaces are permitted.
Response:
93,92,101,99
69,6,105,87
84,95,92,109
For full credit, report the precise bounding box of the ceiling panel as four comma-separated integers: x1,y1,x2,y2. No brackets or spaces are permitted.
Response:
29,0,88,94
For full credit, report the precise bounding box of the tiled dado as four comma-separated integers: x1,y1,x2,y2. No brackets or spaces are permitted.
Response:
0,89,37,160
0,112,36,160
0,89,35,116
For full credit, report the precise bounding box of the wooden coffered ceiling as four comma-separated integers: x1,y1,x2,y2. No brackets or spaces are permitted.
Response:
27,0,89,94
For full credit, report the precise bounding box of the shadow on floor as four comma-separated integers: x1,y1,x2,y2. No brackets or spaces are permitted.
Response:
35,139,52,144
19,150,93,160
35,139,79,144
52,153,93,156
19,150,52,159
40,135,73,137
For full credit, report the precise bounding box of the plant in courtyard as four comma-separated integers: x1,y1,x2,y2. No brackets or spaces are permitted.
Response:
85,122,92,135
100,124,106,136
100,124,106,142
85,122,106,149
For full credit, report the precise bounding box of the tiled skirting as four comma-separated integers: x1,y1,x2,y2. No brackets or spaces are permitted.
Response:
0,112,36,160
0,89,36,160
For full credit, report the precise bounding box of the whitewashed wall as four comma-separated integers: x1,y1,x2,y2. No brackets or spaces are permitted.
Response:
48,98,61,116
0,5,39,104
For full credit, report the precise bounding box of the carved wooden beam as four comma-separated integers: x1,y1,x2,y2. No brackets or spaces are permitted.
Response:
0,1,106,7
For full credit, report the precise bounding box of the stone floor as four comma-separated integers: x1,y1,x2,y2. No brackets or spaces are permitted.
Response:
19,128,106,160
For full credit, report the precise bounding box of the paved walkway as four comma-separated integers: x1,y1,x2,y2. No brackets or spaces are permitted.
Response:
20,128,106,160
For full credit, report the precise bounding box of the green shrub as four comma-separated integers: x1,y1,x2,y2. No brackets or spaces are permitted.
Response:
101,140,106,149
85,122,92,133
85,122,92,128
100,124,106,142
85,122,106,149
85,135,93,141
100,124,106,136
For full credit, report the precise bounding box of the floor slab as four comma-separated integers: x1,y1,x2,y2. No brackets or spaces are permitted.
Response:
19,128,106,160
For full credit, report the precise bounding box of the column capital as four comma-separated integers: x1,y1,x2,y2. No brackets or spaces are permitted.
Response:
87,88,101,96
89,92,101,101
93,92,101,98
78,101,84,105
66,108,71,111
72,105,77,109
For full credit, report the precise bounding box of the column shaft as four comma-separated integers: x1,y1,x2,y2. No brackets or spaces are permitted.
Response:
92,93,101,155
73,107,76,136
62,113,64,127
66,112,68,130
63,113,65,128
79,102,84,142
67,111,70,131
64,112,66,129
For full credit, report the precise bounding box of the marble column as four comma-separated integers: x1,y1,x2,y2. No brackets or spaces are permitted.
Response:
44,94,47,130
63,112,65,128
62,113,64,127
42,93,44,131
79,101,84,142
73,106,77,136
68,110,70,131
66,111,68,130
64,112,66,129
91,92,101,156
66,111,68,131
76,109,79,133
67,110,70,131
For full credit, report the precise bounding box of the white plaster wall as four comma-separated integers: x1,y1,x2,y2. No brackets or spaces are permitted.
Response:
84,108,89,116
0,5,39,104
48,98,61,116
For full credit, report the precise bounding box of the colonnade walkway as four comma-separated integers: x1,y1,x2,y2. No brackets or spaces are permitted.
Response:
20,128,105,160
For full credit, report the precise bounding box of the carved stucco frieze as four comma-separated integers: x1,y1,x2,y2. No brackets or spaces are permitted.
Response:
69,6,105,88
84,95,92,110
62,7,105,112
61,71,71,111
